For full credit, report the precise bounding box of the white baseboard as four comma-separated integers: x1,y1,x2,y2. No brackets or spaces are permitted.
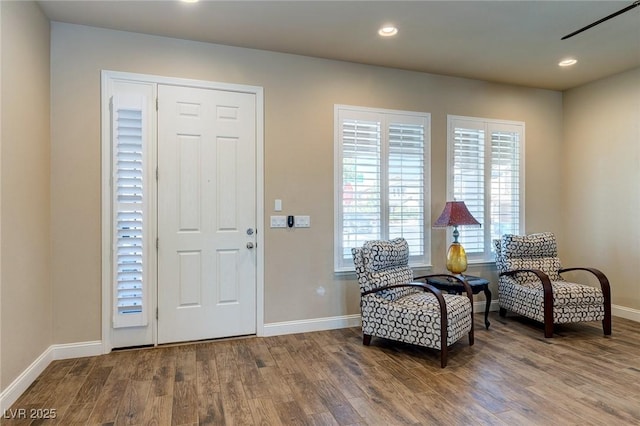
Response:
0,346,54,413
262,314,362,337
51,340,103,360
0,341,102,412
262,302,502,338
261,303,501,338
612,304,640,322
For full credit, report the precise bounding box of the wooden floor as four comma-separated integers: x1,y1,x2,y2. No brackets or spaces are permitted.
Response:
5,313,640,425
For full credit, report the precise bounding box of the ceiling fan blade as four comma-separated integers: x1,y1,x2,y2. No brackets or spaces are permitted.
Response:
561,0,640,40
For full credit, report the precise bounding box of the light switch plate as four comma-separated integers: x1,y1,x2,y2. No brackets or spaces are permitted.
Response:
270,215,286,228
294,215,310,228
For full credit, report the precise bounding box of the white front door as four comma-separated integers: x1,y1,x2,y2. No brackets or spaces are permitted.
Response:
157,84,257,344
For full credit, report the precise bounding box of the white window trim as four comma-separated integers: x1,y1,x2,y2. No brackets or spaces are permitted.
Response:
334,104,431,272
446,115,525,264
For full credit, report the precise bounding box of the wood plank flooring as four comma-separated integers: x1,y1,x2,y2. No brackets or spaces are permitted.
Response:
5,313,640,425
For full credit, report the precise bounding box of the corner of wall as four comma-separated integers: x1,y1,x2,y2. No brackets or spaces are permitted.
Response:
0,0,53,394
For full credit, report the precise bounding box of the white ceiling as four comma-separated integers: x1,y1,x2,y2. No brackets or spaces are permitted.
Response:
38,0,640,91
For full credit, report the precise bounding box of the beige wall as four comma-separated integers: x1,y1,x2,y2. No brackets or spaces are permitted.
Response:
50,22,564,343
0,1,51,389
563,67,640,310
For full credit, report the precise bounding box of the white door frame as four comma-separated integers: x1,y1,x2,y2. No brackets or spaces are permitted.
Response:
100,70,265,354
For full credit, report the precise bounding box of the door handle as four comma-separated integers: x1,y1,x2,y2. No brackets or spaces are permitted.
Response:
246,242,254,249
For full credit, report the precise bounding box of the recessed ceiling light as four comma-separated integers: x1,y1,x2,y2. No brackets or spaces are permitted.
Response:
558,58,578,67
378,26,398,37
181,0,199,3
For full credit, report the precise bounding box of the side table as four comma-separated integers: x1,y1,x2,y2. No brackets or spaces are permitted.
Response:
420,275,492,329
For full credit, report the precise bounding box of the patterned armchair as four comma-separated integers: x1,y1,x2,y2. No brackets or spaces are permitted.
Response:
495,232,611,338
352,238,474,368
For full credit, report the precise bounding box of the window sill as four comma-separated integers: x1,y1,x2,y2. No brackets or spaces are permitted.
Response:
466,260,497,267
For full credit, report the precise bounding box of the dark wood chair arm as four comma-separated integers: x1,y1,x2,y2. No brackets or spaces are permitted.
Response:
415,274,475,349
361,282,444,299
559,267,611,296
500,268,554,337
559,267,612,332
500,268,552,290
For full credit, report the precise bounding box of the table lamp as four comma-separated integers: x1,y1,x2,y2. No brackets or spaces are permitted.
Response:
433,201,481,275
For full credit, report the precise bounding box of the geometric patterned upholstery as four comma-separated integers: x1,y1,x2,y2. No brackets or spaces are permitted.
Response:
494,232,611,337
355,238,416,300
353,238,474,367
496,232,564,281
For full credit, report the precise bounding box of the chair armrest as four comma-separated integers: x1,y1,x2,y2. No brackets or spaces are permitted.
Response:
362,282,448,321
559,267,611,303
414,274,475,349
361,282,443,298
559,267,612,336
501,268,554,337
500,268,553,289
500,268,553,293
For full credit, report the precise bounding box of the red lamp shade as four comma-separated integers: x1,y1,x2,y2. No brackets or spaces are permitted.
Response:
433,201,481,274
433,201,480,227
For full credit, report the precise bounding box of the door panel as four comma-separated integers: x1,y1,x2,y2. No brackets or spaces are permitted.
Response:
157,84,256,344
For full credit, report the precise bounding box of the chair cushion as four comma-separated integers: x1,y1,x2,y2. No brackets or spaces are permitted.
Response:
352,238,415,299
499,233,563,281
498,278,605,323
502,257,564,283
367,267,416,299
361,292,472,348
500,277,604,307
501,232,558,258
362,238,409,272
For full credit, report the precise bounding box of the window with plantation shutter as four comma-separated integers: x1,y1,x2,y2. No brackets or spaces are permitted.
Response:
388,121,426,256
447,115,524,263
335,106,430,271
112,94,149,328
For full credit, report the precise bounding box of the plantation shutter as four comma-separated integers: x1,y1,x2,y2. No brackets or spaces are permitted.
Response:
112,94,148,328
388,119,425,257
340,116,382,262
489,124,521,242
451,121,485,255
